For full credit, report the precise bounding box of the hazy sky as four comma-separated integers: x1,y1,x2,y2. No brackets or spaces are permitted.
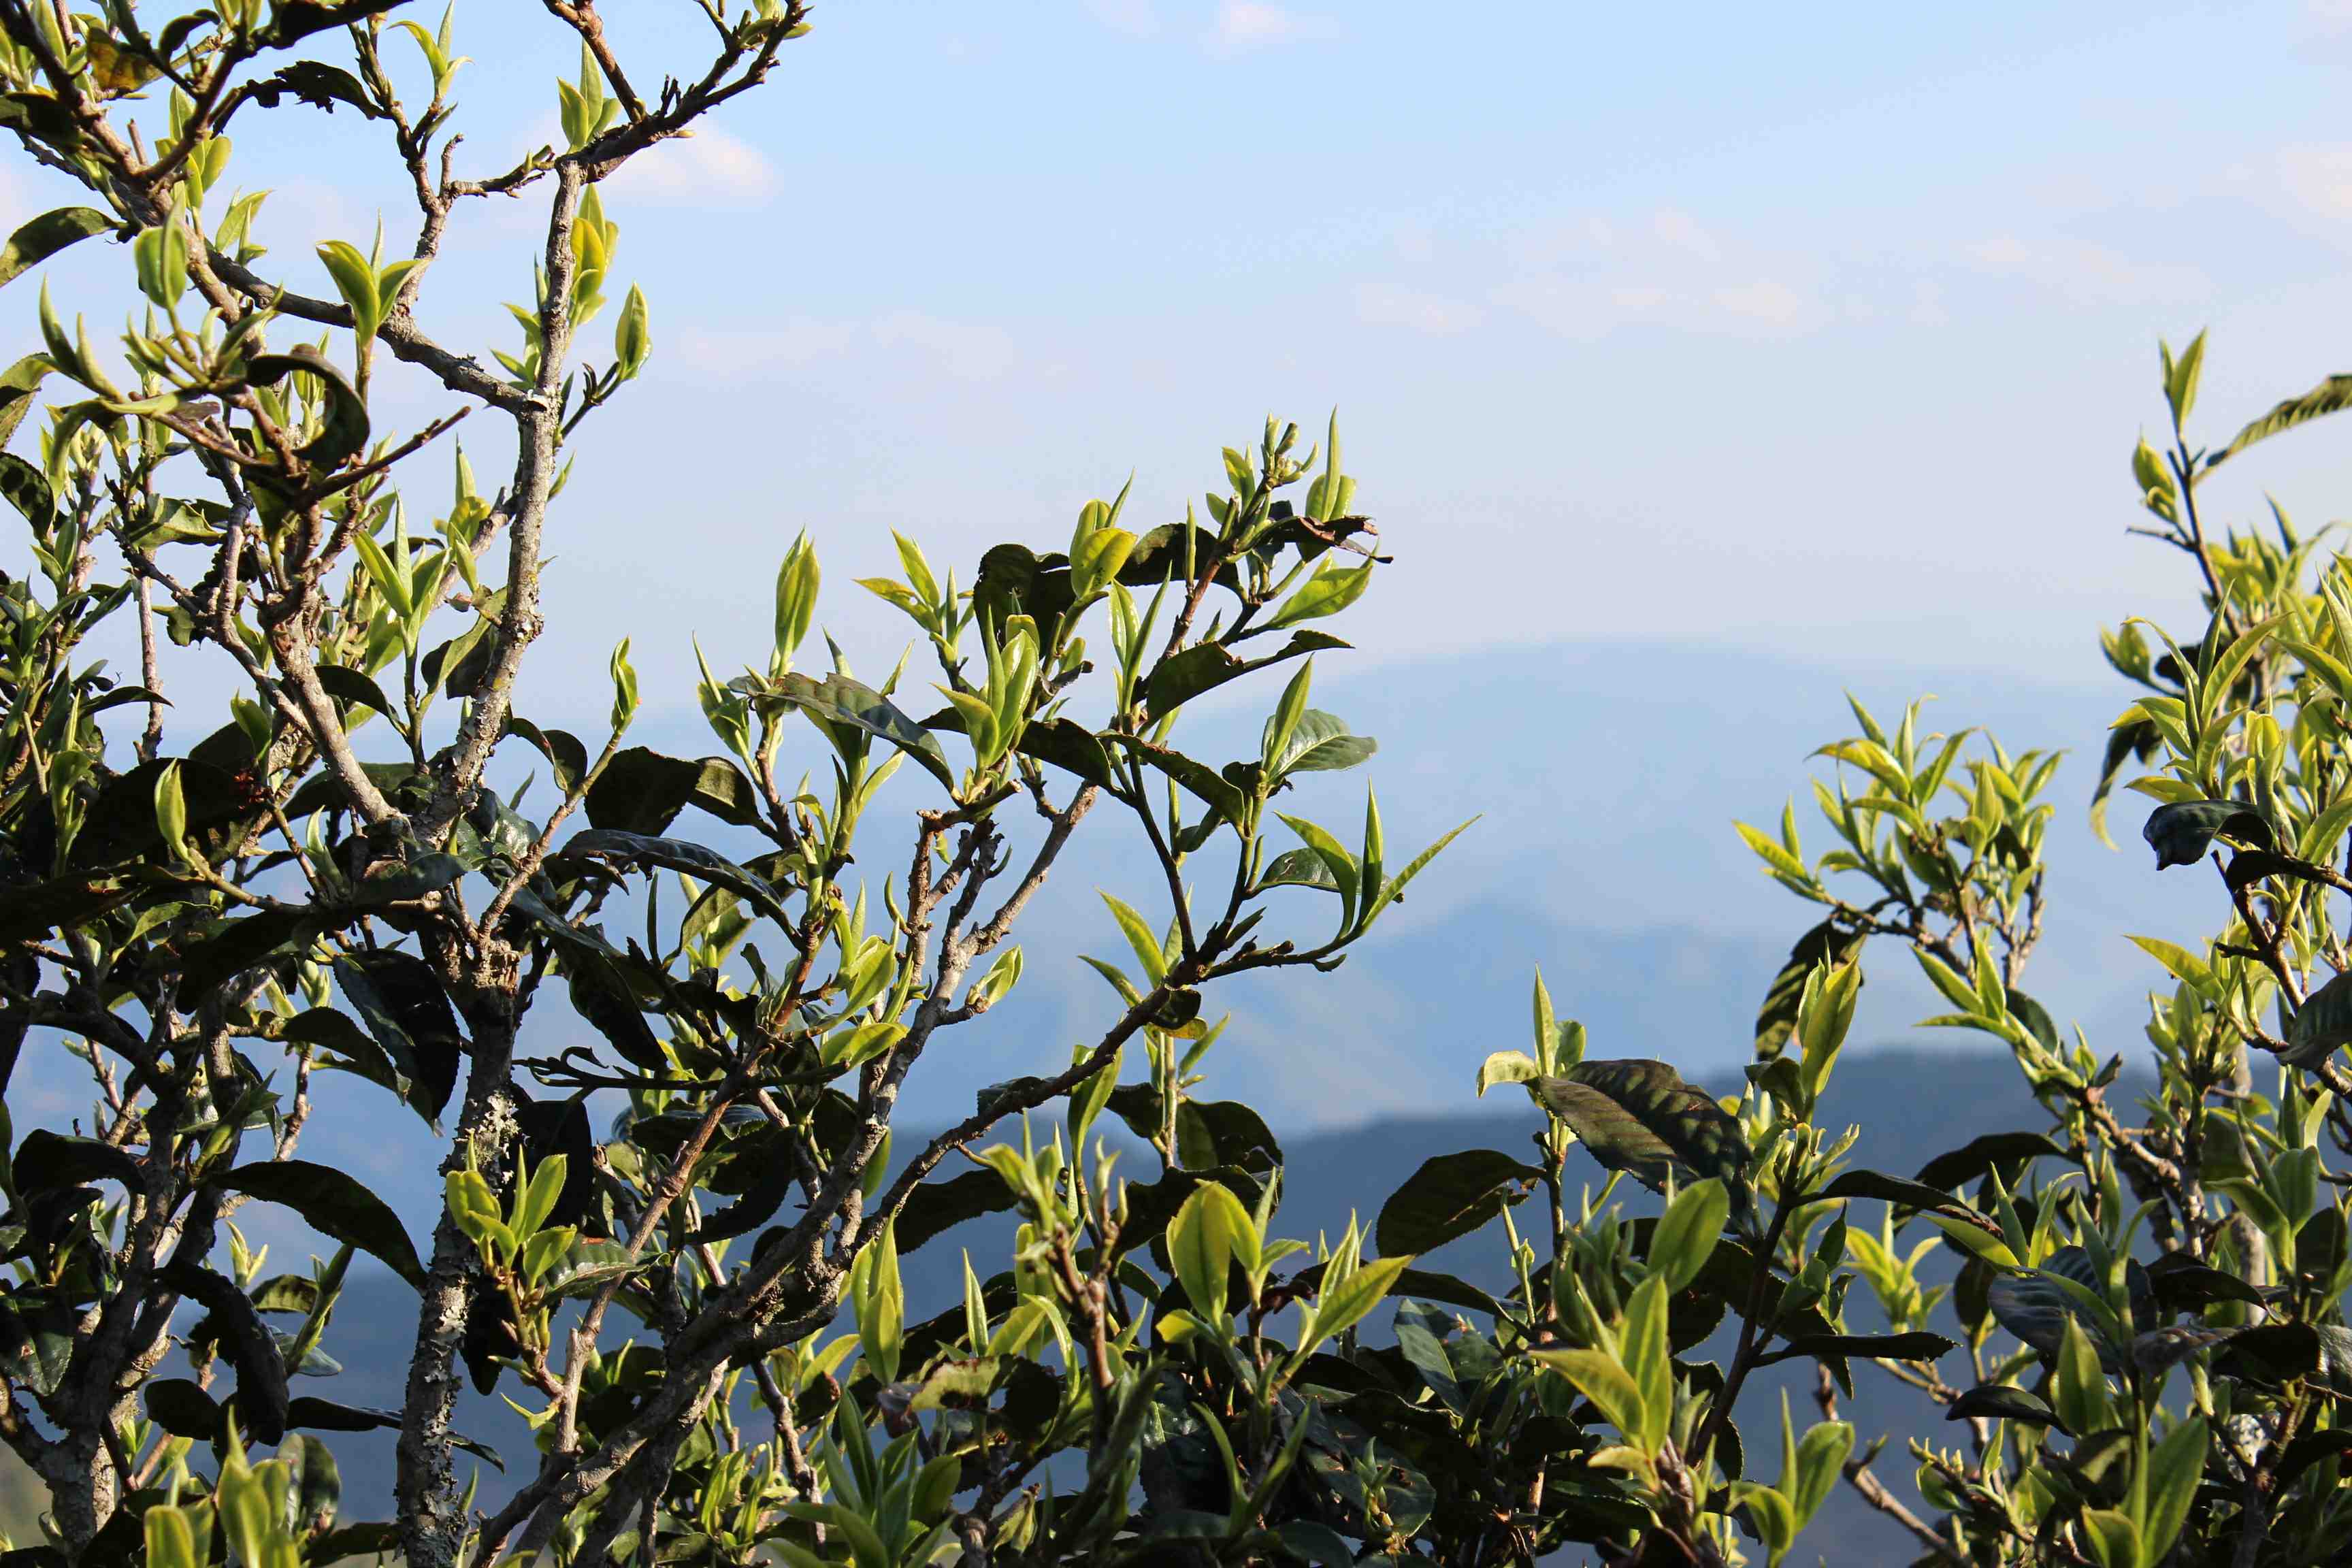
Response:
9,2,2352,1189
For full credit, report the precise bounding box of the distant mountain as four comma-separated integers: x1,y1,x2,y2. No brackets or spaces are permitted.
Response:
1,1046,2107,1565
7,638,2207,1252
2,636,2209,1559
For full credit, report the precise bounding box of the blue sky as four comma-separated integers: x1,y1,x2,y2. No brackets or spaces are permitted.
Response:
22,0,2352,712
10,1,2352,1205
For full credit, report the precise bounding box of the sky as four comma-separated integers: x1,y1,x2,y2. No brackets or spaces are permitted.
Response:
18,0,2352,706
9,1,2352,1230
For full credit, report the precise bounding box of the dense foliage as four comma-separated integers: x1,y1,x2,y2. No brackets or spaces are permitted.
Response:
5,6,2352,1568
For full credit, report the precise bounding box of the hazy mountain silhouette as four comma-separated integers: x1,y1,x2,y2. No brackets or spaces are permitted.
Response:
1,1046,2116,1565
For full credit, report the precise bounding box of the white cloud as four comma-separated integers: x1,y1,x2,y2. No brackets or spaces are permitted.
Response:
1083,0,1156,33
2279,142,2352,222
1212,2,1333,49
606,127,777,208
1963,233,2206,304
1650,208,1720,264
1711,277,1808,327
1910,277,1948,326
1486,207,1825,340
1354,280,1483,336
868,310,1022,381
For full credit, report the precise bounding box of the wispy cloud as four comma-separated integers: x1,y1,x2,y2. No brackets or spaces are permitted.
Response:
2278,142,2352,222
606,127,777,208
1083,0,1156,33
1211,2,1333,50
1354,280,1483,336
1710,277,1809,329
1487,208,1825,340
1963,233,2207,304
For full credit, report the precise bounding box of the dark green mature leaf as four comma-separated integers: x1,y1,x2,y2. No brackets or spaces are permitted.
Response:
1374,1150,1544,1257
2006,987,2061,1051
1914,1132,2063,1191
1744,1055,1803,1107
283,1007,409,1104
353,851,466,905
161,1262,289,1444
246,347,368,470
687,1128,795,1243
774,672,956,789
71,756,252,867
333,953,463,1125
558,829,789,921
906,1356,1001,1413
1759,1331,1957,1366
504,717,589,794
0,354,51,451
2275,1429,2352,1488
1946,1384,2068,1433
246,59,382,118
583,749,763,836
84,684,169,719
1810,1169,2004,1239
1120,521,1238,591
143,1377,224,1441
512,1097,595,1231
175,907,318,992
1273,1520,1360,1567
0,208,112,290
2224,848,2324,894
2304,1207,2347,1286
1253,847,1341,895
2091,717,2160,849
1016,717,1117,790
1754,919,1867,1059
2142,798,2273,869
969,542,1077,642
1175,1098,1281,1173
249,1275,324,1316
1532,1060,1748,1199
1985,1249,2147,1365
12,1130,140,1195
2289,969,2352,1067
0,875,135,943
282,1399,504,1469
312,663,397,718
1117,1165,1262,1262
1269,709,1376,778
896,1168,1017,1254
0,453,52,529
1285,1263,1505,1320
2210,373,2352,467
1142,631,1346,718
429,615,499,698
1108,736,1250,826
2144,1253,2266,1311
281,760,429,822
0,1292,76,1397
2217,1323,2352,1390
210,1161,427,1289
2130,1324,2238,1371
1391,1298,1463,1412
564,951,668,1073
